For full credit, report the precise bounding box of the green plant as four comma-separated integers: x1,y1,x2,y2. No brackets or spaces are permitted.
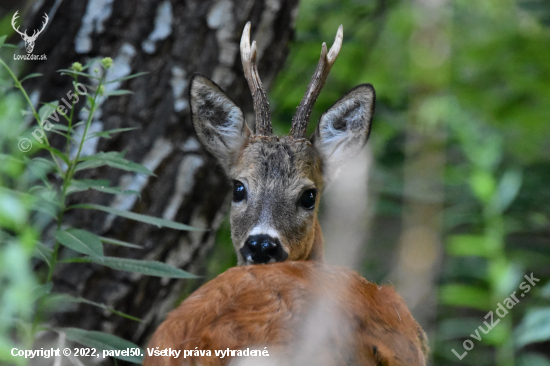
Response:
0,37,199,365
437,99,550,366
438,99,522,366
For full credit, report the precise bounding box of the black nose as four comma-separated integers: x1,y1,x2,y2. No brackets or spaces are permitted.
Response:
240,234,288,264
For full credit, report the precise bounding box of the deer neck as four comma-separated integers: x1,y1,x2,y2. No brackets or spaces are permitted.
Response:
306,217,324,261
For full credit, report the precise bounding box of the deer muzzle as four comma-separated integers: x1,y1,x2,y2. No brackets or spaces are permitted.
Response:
240,234,288,264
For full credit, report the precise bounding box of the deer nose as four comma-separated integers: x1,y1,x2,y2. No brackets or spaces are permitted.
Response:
240,234,288,264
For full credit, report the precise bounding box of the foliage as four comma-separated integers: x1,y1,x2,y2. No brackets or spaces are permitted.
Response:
0,38,198,365
271,0,550,365
1,0,549,365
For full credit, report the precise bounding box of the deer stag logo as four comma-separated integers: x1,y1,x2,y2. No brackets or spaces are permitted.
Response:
11,11,49,54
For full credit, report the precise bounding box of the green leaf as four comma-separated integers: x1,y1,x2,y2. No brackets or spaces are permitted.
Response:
28,156,57,182
55,228,104,257
86,256,198,278
70,203,204,231
32,196,59,218
74,151,154,176
100,236,143,249
92,186,139,196
0,35,5,48
104,89,133,96
43,102,71,123
469,169,496,204
490,169,523,214
0,192,27,229
51,124,69,132
439,284,491,310
31,282,53,302
38,101,59,123
86,127,139,140
446,234,497,257
67,179,110,191
20,73,43,83
42,145,70,165
86,94,95,106
105,72,149,84
49,294,141,322
57,69,101,80
33,242,53,267
35,188,60,206
61,328,143,363
49,129,74,141
67,179,139,197
515,308,550,348
32,157,58,170
0,153,23,164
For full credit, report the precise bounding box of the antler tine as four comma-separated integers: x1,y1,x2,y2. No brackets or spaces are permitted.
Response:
11,11,26,37
291,25,343,139
40,14,49,33
240,22,272,136
30,13,48,40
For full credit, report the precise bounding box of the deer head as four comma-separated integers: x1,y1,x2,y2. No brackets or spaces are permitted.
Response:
11,11,49,54
191,22,375,265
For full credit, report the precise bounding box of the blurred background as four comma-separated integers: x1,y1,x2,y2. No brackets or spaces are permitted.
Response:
274,0,550,365
1,0,549,365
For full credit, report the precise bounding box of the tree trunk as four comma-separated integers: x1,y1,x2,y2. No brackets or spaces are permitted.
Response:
21,0,298,356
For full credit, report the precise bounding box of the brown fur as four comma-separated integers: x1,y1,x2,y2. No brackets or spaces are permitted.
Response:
144,262,427,366
159,62,427,366
306,218,324,261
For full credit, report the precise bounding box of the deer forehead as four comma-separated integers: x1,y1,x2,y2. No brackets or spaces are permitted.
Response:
231,136,324,192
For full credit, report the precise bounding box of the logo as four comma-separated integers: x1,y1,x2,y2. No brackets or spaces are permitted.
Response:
11,10,48,60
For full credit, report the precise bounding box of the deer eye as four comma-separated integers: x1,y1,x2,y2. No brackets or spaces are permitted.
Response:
233,181,247,202
300,189,317,210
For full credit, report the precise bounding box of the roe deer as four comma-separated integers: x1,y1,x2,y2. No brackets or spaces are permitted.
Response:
191,23,373,266
143,22,428,366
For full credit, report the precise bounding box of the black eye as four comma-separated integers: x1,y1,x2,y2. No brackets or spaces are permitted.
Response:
233,181,247,202
300,189,317,210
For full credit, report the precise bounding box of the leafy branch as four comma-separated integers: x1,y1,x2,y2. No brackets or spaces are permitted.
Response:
0,39,198,365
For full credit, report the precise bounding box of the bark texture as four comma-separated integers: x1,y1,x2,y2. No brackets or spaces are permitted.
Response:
21,0,298,354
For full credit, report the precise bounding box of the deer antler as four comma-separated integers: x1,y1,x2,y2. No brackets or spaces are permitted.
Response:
290,25,343,139
240,22,272,136
28,13,49,41
11,11,27,38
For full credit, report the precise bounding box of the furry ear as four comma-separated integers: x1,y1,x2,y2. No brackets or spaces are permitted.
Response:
190,74,251,173
312,84,375,180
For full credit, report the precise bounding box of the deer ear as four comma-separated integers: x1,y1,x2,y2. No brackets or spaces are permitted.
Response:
190,74,251,173
312,84,375,180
